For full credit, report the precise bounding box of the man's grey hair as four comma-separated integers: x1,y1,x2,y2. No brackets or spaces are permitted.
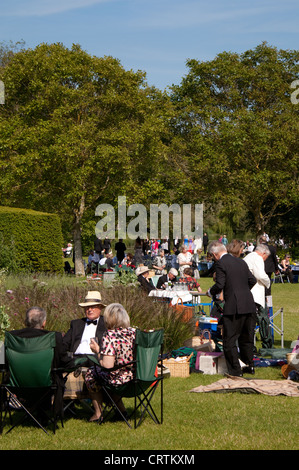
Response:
25,307,47,329
208,241,227,255
255,244,271,256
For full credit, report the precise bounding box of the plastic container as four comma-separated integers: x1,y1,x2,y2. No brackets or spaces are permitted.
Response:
195,351,225,374
198,355,217,374
199,316,218,332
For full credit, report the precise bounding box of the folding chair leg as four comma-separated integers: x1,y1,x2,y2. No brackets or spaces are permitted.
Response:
3,386,62,435
101,388,132,428
134,382,162,428
4,390,49,435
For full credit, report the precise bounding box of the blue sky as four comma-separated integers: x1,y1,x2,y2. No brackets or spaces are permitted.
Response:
1,0,298,90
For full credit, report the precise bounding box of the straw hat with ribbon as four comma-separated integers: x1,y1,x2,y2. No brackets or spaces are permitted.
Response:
135,266,149,276
79,291,106,308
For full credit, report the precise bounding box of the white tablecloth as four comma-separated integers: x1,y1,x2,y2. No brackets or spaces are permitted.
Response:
148,289,201,306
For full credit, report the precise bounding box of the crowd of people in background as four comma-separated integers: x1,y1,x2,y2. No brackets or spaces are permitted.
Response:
80,232,296,300
62,231,296,287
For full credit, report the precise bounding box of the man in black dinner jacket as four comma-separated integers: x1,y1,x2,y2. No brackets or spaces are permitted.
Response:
10,306,71,369
9,306,72,414
62,290,107,367
207,241,257,377
156,268,178,289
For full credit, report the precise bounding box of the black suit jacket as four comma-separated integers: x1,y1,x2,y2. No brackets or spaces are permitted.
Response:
137,274,156,293
62,316,106,354
263,243,279,274
156,274,177,289
115,241,126,261
156,274,168,289
210,253,256,315
94,237,103,254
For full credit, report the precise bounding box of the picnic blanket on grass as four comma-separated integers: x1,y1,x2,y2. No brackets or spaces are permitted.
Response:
190,376,299,397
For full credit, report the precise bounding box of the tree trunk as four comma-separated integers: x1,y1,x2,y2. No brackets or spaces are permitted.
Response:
73,194,86,276
73,221,85,276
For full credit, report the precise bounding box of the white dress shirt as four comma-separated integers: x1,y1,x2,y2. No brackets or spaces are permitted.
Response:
74,320,98,355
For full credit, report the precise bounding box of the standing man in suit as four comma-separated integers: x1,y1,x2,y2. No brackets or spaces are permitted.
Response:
115,239,126,264
207,241,257,376
203,232,209,254
258,235,279,294
62,291,107,366
94,237,103,257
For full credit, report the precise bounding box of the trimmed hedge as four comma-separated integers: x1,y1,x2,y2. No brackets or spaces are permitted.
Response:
0,206,64,273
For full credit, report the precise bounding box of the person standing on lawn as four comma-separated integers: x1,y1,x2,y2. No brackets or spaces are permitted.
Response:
207,241,257,376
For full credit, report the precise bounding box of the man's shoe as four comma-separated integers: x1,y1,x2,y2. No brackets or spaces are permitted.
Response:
224,372,243,377
242,366,255,375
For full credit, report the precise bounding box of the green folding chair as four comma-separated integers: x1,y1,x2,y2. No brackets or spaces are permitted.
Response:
0,331,64,435
100,328,164,429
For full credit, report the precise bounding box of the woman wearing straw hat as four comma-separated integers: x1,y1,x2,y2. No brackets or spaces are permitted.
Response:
136,266,156,294
62,291,107,366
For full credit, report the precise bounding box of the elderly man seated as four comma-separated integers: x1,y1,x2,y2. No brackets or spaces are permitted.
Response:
62,290,107,367
10,306,70,369
156,268,178,289
8,306,72,415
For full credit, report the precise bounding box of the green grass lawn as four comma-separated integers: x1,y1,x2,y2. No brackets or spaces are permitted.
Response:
1,278,298,451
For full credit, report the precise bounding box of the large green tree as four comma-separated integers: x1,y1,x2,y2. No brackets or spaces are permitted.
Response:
170,42,299,238
0,43,171,273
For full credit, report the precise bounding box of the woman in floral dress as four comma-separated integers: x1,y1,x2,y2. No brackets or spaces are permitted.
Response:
85,303,135,422
177,245,193,277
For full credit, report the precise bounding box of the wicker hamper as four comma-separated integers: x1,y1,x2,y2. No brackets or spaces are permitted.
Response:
164,353,193,377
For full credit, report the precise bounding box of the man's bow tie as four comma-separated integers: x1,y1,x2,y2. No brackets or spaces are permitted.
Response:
86,319,98,325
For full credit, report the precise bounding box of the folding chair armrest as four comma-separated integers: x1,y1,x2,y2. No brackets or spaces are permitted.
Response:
54,354,101,376
83,354,100,366
95,360,136,374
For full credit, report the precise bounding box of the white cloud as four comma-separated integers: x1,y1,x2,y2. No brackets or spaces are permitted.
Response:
1,0,115,17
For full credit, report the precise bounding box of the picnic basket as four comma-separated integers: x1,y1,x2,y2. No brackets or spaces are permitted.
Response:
172,297,193,323
163,353,193,377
